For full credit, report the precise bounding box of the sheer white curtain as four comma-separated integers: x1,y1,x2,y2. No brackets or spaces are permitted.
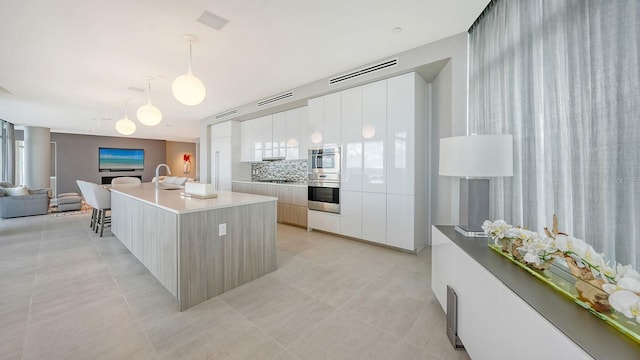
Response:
469,0,640,267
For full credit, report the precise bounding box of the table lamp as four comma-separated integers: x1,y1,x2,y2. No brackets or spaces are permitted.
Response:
439,134,513,237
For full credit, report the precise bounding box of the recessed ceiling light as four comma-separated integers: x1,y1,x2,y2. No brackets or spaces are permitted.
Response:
197,10,229,30
392,27,402,33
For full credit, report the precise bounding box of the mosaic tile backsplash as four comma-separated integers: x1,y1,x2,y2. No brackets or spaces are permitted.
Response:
252,160,307,182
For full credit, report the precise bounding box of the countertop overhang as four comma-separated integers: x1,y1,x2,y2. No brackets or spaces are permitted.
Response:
110,183,277,215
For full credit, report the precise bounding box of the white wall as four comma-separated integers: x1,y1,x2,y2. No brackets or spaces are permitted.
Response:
431,61,457,226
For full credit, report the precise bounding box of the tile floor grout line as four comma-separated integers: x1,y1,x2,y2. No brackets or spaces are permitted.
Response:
19,217,45,360
83,214,162,360
219,295,317,360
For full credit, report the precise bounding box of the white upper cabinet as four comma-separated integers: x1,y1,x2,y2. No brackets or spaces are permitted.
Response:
272,112,286,158
308,93,341,148
240,119,254,162
284,107,305,160
340,86,363,191
387,73,416,195
298,106,309,160
362,79,387,193
241,107,308,162
256,115,273,159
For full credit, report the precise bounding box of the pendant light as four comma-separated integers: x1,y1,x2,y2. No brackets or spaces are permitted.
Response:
172,34,206,106
137,77,162,126
115,99,136,135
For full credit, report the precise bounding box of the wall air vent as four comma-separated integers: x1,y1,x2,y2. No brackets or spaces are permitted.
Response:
215,109,238,119
329,58,398,85
257,91,294,108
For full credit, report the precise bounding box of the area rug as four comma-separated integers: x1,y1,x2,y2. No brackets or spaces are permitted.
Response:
50,209,89,217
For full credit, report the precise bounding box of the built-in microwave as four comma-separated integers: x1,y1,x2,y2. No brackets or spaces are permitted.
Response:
308,146,340,176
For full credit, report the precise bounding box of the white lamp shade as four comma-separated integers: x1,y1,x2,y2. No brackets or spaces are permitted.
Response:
137,102,162,126
115,116,136,135
439,134,513,177
172,72,206,106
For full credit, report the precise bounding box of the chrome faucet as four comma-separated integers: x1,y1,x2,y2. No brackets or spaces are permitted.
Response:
155,164,171,189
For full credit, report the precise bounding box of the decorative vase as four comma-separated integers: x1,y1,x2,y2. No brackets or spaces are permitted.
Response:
183,161,190,174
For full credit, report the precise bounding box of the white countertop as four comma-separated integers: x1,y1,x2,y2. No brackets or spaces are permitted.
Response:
232,180,307,188
110,182,277,215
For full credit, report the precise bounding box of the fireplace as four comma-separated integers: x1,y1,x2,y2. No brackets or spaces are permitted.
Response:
101,175,142,185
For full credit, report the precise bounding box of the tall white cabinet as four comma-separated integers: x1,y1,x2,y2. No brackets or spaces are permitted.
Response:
210,121,249,191
318,72,427,252
308,92,341,148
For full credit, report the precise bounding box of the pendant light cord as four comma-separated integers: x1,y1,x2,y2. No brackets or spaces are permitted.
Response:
188,40,193,74
147,80,152,103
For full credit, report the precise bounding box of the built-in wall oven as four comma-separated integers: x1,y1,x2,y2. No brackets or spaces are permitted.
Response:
308,147,341,214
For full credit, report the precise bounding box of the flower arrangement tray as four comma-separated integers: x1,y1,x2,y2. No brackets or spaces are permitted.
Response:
489,243,640,344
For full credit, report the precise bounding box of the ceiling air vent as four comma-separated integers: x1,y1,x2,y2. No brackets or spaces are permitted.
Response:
257,91,294,108
329,58,398,85
128,86,145,92
215,109,238,119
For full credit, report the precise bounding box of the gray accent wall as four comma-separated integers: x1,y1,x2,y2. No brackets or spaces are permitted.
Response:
51,133,166,195
24,126,51,190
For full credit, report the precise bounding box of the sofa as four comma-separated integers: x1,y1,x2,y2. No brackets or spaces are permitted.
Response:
0,182,50,219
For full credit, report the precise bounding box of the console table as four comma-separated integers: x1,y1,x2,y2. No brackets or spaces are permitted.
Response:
431,225,640,360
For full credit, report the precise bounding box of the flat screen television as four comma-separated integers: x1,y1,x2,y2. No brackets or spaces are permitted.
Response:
99,147,144,171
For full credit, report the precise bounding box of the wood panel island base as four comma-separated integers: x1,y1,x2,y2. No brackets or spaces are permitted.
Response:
110,183,277,311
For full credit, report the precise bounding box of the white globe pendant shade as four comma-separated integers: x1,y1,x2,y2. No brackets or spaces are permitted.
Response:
115,116,136,135
137,102,162,126
172,71,206,106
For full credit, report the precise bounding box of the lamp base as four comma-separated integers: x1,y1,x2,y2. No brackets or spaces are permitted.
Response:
455,225,487,238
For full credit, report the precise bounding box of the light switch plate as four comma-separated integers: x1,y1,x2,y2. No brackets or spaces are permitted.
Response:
219,223,227,236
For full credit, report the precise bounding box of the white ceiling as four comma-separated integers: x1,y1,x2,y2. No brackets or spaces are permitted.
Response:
0,0,489,142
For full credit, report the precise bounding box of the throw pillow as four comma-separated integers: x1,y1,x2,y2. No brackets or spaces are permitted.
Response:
28,188,50,196
4,186,30,196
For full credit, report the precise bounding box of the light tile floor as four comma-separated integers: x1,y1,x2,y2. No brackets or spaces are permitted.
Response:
0,213,471,360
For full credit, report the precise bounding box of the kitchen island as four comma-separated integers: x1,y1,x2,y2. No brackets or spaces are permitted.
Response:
110,183,277,311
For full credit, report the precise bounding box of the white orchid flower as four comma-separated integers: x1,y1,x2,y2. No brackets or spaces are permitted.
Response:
608,290,640,321
554,234,569,252
618,278,640,293
616,264,640,282
598,258,616,283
